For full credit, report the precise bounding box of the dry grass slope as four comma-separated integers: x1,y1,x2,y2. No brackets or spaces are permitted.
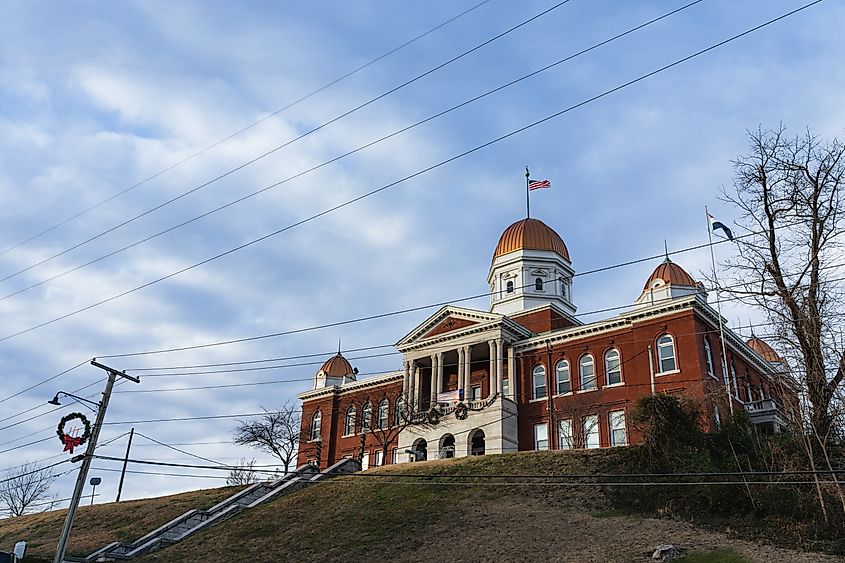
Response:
0,485,242,561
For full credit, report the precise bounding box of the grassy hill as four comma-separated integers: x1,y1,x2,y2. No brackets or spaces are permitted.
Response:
0,485,242,561
2,449,842,562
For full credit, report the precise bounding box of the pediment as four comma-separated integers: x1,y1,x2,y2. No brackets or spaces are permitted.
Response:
396,306,503,348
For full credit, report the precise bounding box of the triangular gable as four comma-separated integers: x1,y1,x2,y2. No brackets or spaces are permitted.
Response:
396,305,502,347
423,316,479,339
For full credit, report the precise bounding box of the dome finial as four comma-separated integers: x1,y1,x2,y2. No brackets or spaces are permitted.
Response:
663,240,671,263
337,337,342,355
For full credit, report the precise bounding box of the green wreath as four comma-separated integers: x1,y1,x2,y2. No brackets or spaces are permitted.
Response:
57,412,92,452
427,408,441,425
454,403,469,420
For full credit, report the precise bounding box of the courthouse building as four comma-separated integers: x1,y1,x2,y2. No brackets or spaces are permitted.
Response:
297,218,795,469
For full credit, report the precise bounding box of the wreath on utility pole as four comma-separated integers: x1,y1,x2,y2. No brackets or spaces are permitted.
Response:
56,412,91,454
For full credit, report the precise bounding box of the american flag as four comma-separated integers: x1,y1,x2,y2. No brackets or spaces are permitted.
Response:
528,179,551,191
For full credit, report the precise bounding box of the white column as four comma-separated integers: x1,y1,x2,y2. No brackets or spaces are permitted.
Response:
429,354,438,405
402,360,410,397
488,340,496,399
436,352,444,395
457,348,464,394
464,345,473,400
507,347,516,400
409,359,417,407
496,338,504,396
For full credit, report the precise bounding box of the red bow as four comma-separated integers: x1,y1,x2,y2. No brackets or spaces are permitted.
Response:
62,435,83,453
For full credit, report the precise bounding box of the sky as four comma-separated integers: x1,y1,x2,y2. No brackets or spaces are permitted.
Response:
0,0,843,508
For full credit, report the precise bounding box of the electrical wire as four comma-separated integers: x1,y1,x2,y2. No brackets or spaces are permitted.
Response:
0,360,89,406
0,0,494,260
0,0,573,286
0,1,821,345
0,1,705,305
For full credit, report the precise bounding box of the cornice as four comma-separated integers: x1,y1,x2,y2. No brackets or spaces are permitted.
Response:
298,371,403,401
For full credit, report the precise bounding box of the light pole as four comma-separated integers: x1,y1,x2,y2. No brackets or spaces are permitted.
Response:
52,359,139,563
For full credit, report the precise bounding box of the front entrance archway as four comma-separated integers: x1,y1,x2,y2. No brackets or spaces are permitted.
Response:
439,434,456,459
412,438,427,461
469,429,485,456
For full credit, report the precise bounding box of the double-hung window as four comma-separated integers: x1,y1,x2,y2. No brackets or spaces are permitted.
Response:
532,365,547,400
555,360,571,395
579,355,596,391
558,419,573,450
605,349,622,385
657,334,677,372
609,410,627,447
583,415,600,449
534,422,549,451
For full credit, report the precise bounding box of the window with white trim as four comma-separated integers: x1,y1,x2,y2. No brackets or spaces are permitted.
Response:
361,451,370,471
395,397,405,426
532,365,547,400
579,354,596,391
392,448,399,464
583,415,600,449
506,280,514,293
730,363,739,398
310,410,321,440
656,334,677,372
704,338,714,376
534,422,549,451
535,277,544,291
558,419,573,450
374,450,384,467
609,410,627,447
344,406,356,436
377,399,389,430
605,348,622,385
361,403,372,432
555,360,571,395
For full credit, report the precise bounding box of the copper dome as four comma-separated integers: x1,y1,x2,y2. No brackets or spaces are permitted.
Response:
746,337,783,363
493,218,570,261
643,259,696,290
319,353,354,377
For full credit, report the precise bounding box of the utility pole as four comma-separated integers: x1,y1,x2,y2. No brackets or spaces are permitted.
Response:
53,360,139,563
115,427,134,502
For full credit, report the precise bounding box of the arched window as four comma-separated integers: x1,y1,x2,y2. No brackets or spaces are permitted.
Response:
605,348,622,386
506,280,514,293
377,399,389,429
555,360,571,395
535,277,544,291
344,406,356,436
730,363,739,398
395,396,405,426
579,354,596,391
361,402,372,431
656,334,677,373
532,365,547,400
704,338,714,376
310,410,321,440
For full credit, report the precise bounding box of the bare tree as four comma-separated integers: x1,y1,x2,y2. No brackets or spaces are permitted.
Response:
720,125,845,442
226,458,259,486
0,462,56,518
234,401,301,473
357,390,424,466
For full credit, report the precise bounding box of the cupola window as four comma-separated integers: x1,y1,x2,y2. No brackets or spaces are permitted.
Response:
506,280,514,293
534,277,544,291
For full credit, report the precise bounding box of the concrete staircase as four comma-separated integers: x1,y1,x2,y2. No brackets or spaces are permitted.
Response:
66,459,359,562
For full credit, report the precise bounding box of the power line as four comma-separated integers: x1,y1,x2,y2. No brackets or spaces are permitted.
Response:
0,2,818,345
0,1,704,305
0,0,572,286
0,0,494,260
0,360,88,406
134,432,229,467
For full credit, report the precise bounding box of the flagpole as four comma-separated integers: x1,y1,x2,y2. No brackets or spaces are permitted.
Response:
525,167,531,218
706,205,734,415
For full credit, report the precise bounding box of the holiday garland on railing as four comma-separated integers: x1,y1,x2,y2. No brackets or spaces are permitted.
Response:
56,412,91,453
